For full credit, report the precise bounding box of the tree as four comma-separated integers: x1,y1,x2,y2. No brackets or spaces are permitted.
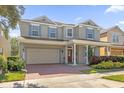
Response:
10,37,19,56
0,5,25,39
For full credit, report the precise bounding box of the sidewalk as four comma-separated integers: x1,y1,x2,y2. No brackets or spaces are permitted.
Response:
0,70,124,88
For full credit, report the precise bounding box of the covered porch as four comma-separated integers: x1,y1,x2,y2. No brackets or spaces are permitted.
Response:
65,39,111,65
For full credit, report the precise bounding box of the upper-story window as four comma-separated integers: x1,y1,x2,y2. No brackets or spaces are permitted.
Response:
112,33,119,43
86,28,94,39
66,28,73,38
48,27,57,38
30,24,40,37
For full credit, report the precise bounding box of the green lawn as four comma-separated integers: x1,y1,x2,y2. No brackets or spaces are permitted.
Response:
0,71,25,83
81,69,111,74
103,74,124,82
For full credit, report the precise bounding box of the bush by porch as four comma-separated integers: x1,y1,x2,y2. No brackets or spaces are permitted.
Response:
89,56,124,65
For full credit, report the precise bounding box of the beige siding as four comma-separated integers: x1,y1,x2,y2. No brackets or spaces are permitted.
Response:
63,26,75,40
111,48,124,56
41,24,48,38
57,27,63,39
19,21,101,41
100,36,108,42
19,21,30,37
78,26,100,41
108,28,124,45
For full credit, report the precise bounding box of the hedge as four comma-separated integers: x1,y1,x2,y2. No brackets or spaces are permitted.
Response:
89,56,124,65
7,56,25,71
7,57,19,62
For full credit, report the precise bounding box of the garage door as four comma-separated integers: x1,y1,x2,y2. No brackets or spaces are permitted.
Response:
27,48,60,64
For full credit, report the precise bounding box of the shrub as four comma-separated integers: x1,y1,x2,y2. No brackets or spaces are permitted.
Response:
89,56,124,65
7,57,25,71
7,56,19,62
0,55,7,74
92,61,124,69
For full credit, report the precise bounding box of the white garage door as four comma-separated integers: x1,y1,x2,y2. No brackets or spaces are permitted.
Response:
27,48,60,64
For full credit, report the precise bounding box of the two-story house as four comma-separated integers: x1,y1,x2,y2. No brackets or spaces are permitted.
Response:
100,26,124,56
0,29,10,58
19,16,111,65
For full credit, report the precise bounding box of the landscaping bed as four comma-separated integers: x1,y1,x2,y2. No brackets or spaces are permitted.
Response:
81,60,124,74
0,71,25,82
0,56,25,83
81,68,124,74
103,74,124,82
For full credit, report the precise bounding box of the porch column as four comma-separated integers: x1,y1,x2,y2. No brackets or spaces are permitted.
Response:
73,44,77,65
65,45,68,64
106,46,110,56
86,45,89,65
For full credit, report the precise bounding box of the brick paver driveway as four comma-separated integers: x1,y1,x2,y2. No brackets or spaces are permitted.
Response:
26,64,91,80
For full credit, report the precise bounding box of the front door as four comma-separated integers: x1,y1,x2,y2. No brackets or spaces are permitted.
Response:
68,49,72,64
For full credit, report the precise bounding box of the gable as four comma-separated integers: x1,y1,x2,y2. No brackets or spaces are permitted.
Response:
32,16,56,24
80,20,99,27
108,26,124,35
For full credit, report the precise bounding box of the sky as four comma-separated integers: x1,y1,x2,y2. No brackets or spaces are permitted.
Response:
10,5,124,37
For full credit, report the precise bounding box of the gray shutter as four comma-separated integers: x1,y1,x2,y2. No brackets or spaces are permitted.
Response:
93,29,95,39
29,25,32,36
56,28,58,38
85,28,88,39
39,25,41,36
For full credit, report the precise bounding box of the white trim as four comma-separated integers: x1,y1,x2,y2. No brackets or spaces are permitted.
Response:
65,46,68,64
21,19,76,27
29,35,40,38
49,26,57,28
30,23,40,26
73,44,77,65
85,45,89,65
66,28,73,38
21,19,60,27
79,24,101,30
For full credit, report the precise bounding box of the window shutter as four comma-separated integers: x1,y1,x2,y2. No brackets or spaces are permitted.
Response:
29,25,32,36
39,25,41,36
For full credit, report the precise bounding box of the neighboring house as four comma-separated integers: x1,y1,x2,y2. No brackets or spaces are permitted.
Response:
0,30,10,58
19,16,111,65
100,26,124,56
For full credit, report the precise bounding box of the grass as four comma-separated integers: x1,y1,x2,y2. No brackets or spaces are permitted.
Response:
103,74,124,82
0,71,25,83
81,69,111,74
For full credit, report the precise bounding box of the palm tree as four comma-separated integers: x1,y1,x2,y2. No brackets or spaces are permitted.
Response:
0,5,25,39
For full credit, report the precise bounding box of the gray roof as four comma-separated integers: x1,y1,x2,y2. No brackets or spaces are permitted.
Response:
79,19,100,27
32,15,74,26
100,26,124,34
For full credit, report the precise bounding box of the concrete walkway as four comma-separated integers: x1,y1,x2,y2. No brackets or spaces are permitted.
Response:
0,70,124,88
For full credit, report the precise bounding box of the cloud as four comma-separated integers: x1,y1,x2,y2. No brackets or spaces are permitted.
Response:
105,5,124,14
74,17,83,21
116,20,124,31
118,21,124,24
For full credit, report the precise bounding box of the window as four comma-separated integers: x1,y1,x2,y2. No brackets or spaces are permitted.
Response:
66,28,73,38
30,24,40,36
86,28,94,39
112,33,119,43
48,27,57,38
